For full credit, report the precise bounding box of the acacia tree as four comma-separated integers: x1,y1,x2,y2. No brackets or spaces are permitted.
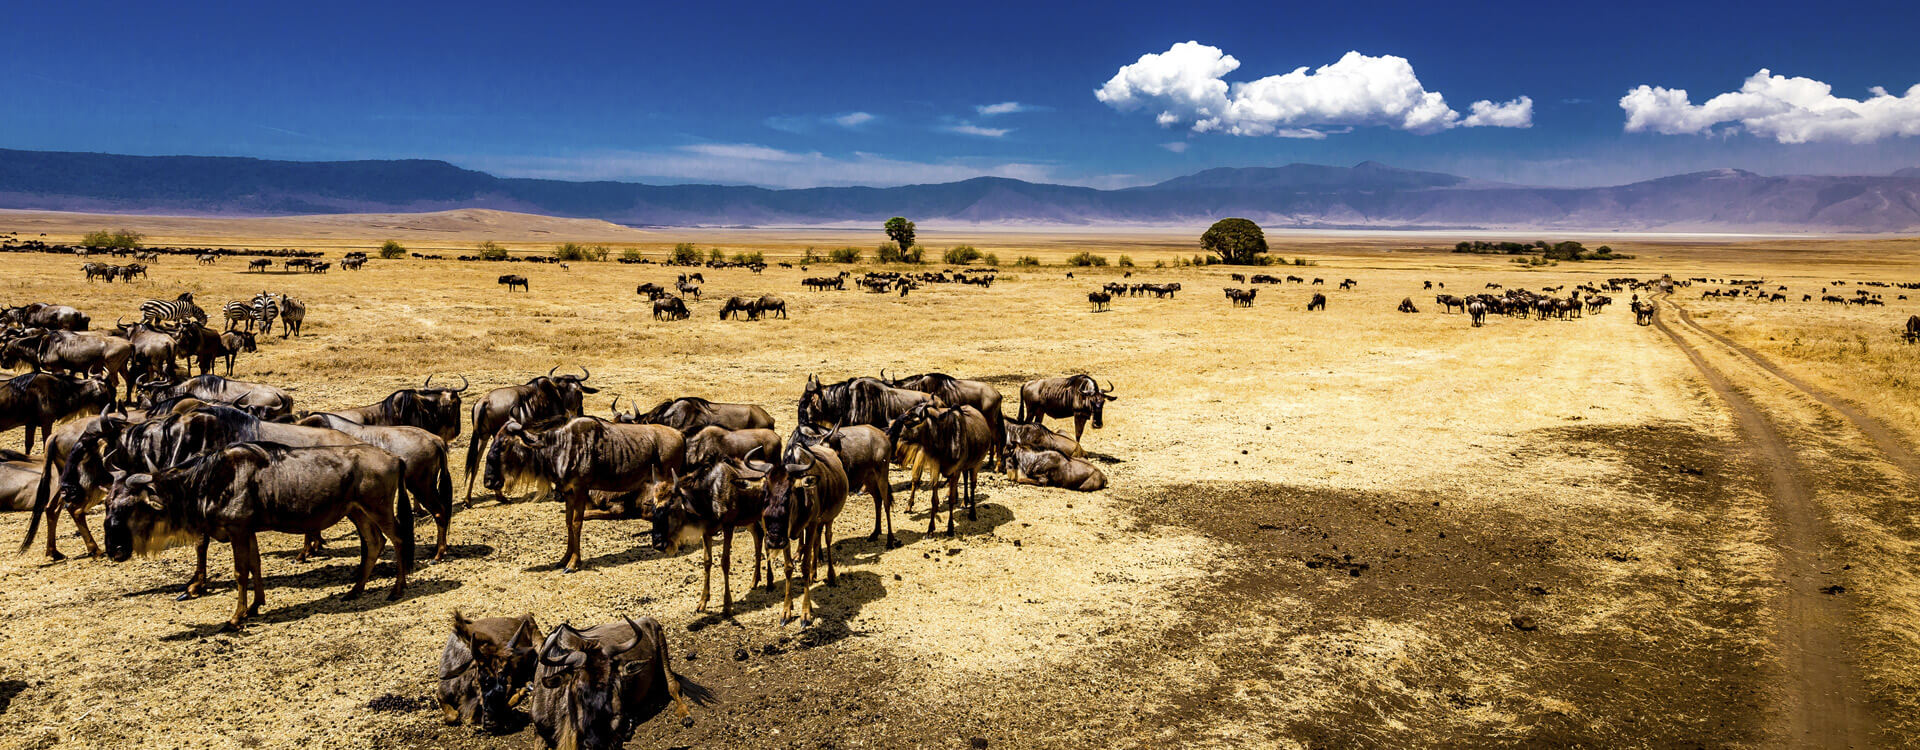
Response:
884,217,916,255
1201,217,1268,265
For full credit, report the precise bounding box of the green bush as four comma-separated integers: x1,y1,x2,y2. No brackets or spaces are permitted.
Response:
553,242,593,261
1066,252,1109,267
476,241,508,261
379,239,406,259
1117,255,1135,267
670,243,701,264
621,247,643,262
708,247,726,263
731,250,765,264
981,252,999,266
82,229,142,249
829,247,862,263
943,245,983,265
1014,255,1041,266
801,246,823,264
876,242,925,264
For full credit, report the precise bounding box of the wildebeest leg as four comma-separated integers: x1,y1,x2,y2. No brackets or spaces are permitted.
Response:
178,537,211,600
225,533,258,630
295,531,324,563
698,536,713,612
22,424,33,454
966,468,978,521
780,545,795,625
69,503,101,558
1073,415,1088,444
562,492,586,573
945,474,959,537
344,509,381,599
41,492,67,561
720,526,735,618
822,518,837,586
799,527,818,627
880,476,899,548
748,523,767,590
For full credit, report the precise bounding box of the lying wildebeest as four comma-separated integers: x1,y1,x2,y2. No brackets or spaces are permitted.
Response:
718,296,758,320
1088,291,1111,312
649,456,772,617
3,329,133,400
652,296,689,321
531,618,700,748
1398,297,1418,313
1004,445,1106,491
617,396,774,436
797,375,931,432
483,417,684,572
1224,288,1257,307
682,426,781,473
759,442,849,627
465,367,598,507
1003,416,1081,457
1016,374,1115,444
439,611,542,732
1,449,41,511
4,302,90,330
755,295,787,319
886,403,992,536
297,412,456,561
791,422,898,547
499,275,530,292
329,375,468,442
139,373,292,418
0,371,113,452
1307,292,1327,311
103,441,414,630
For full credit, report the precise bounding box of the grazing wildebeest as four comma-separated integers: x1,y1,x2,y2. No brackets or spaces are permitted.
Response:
1004,445,1107,491
1397,297,1419,313
1225,288,1257,307
483,417,684,572
277,294,306,337
885,403,993,536
297,412,457,561
791,422,897,547
1468,300,1488,327
649,456,772,616
636,283,668,299
3,303,90,331
20,414,139,561
0,372,113,452
718,296,758,320
652,296,689,321
758,442,850,627
755,295,787,319
439,611,542,732
530,618,699,749
682,426,782,473
1088,291,1112,311
499,275,530,293
619,396,774,436
328,375,468,441
1307,292,1327,311
3,329,134,400
464,368,599,506
139,373,292,418
1016,374,1116,443
103,441,414,630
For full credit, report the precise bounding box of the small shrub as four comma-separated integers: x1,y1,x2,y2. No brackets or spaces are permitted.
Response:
731,250,765,264
476,241,508,261
1117,255,1135,267
1015,255,1041,266
1154,260,1166,268
829,247,862,263
981,252,999,266
82,229,143,249
379,239,406,259
553,242,593,261
621,247,643,262
707,247,725,263
801,246,823,264
1067,252,1109,267
943,245,983,265
670,243,701,264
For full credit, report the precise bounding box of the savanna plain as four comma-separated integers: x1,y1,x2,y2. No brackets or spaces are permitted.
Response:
2,213,1919,749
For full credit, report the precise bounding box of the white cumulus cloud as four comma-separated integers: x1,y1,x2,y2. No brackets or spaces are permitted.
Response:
1097,43,1531,137
976,101,1030,116
1620,70,1920,144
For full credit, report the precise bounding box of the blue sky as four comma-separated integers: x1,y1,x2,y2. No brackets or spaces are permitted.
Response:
6,0,1919,188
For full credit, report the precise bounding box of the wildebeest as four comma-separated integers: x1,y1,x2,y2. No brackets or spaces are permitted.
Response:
328,375,468,441
755,295,787,319
1004,445,1106,491
758,442,849,626
530,618,699,749
499,275,530,293
172,323,255,376
1088,291,1111,312
648,457,772,616
113,320,181,394
1468,300,1488,327
1,449,42,511
652,296,689,321
718,296,758,320
618,396,774,436
1016,374,1116,443
1003,416,1081,457
0,372,113,452
1397,297,1418,313
1307,293,1327,311
791,422,898,547
139,374,293,418
103,441,414,629
797,375,932,433
675,278,701,300
2,329,133,400
278,294,306,337
296,412,457,561
483,417,684,572
1436,295,1466,313
682,426,782,473
885,403,993,536
1224,288,1257,307
439,611,542,732
464,368,599,507
1633,300,1656,326
248,259,272,272
881,371,1005,466
2,303,89,331
1905,315,1919,344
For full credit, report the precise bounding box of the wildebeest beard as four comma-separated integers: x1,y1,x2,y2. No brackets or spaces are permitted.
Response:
482,433,554,499
104,457,220,560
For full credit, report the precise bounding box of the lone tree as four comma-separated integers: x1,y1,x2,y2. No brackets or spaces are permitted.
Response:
884,217,916,255
1201,217,1268,265
379,239,406,259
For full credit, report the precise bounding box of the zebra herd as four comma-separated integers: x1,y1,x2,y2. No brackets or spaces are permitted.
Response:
222,292,307,337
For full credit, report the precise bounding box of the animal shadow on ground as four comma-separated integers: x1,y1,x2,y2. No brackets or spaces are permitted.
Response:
156,577,462,640
836,501,1016,565
681,567,890,643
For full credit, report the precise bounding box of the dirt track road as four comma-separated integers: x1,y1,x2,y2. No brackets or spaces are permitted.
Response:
1653,294,1881,748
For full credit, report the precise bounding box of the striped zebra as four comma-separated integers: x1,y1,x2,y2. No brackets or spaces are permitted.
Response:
140,292,206,326
251,292,280,336
222,301,254,330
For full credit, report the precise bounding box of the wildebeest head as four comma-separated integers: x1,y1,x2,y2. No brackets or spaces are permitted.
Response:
446,611,539,732
536,620,650,749
103,458,222,562
482,420,542,493
797,374,827,427
760,445,822,551
538,366,599,414
393,375,469,439
649,458,763,553
1070,375,1117,429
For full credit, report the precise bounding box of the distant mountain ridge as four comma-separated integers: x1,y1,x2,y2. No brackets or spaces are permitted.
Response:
2,148,1919,232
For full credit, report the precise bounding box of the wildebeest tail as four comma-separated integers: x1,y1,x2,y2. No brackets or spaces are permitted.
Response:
396,460,417,566
19,448,56,554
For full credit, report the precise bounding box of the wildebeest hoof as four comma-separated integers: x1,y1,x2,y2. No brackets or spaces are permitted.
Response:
47,551,66,562
175,590,198,602
220,621,241,633
887,538,902,549
343,589,364,600
681,716,695,728
386,590,404,601
563,567,578,574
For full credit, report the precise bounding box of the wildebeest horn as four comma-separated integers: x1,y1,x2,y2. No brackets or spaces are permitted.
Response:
547,365,559,378
454,375,469,393
879,368,889,383
743,445,763,463
613,616,646,654
578,365,590,382
1104,380,1116,393
422,375,434,388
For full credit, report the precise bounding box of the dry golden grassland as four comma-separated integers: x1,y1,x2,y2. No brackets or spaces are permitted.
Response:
0,216,1916,748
